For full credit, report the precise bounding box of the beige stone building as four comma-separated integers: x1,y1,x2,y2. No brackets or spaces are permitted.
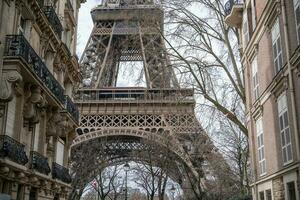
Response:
0,0,82,199
225,0,300,199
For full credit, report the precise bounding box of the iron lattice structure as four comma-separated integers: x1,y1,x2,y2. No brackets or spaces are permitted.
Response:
72,0,224,197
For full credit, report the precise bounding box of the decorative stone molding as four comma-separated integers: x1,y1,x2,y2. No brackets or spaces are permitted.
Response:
270,75,289,99
0,71,22,102
23,85,47,124
46,109,73,137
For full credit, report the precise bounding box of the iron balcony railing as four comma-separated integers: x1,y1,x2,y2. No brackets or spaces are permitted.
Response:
37,0,44,8
43,6,63,39
30,151,51,175
52,162,72,183
0,135,28,165
75,88,195,102
64,95,79,122
224,0,244,16
62,42,72,58
4,35,65,104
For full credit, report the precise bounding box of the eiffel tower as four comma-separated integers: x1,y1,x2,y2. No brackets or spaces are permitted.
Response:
71,0,221,198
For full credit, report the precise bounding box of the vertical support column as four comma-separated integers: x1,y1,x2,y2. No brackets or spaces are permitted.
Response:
95,22,116,88
138,21,152,89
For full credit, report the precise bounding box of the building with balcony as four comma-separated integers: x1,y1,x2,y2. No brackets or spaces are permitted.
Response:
225,0,300,199
0,0,82,199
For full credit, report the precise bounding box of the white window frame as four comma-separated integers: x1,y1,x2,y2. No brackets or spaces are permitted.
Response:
256,117,266,176
293,0,300,44
283,172,299,200
271,18,283,74
243,10,250,48
277,93,293,165
252,56,259,101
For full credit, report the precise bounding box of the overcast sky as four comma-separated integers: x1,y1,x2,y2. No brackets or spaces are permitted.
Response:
77,0,99,57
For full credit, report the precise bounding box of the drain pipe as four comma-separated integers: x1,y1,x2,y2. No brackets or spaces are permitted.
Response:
281,0,300,159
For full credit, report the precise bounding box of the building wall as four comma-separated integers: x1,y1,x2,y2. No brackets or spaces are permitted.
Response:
226,0,300,199
0,0,82,199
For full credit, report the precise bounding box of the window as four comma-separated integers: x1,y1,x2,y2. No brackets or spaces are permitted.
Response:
252,56,259,100
6,97,16,137
256,117,266,175
287,181,296,200
277,93,293,164
271,18,283,74
33,123,40,151
259,191,265,200
266,189,272,200
293,0,300,43
56,139,65,165
243,10,250,48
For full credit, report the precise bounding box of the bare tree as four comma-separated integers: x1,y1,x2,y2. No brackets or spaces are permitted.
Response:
90,165,124,200
159,0,250,197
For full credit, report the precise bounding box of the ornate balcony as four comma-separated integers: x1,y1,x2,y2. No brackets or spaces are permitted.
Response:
52,162,72,183
64,95,79,122
43,6,63,39
224,0,244,27
62,43,72,58
4,35,65,104
30,151,51,175
0,135,28,165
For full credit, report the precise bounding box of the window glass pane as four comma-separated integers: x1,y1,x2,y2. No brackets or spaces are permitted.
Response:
296,5,300,24
286,129,291,144
287,145,293,161
278,53,283,69
287,182,296,200
284,112,289,127
259,191,265,200
266,189,272,200
273,45,277,58
280,116,284,131
271,19,280,43
283,149,287,163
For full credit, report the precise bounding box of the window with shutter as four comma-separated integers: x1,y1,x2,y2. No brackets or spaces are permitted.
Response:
277,93,293,165
256,117,266,175
252,56,259,100
271,18,283,74
294,0,300,43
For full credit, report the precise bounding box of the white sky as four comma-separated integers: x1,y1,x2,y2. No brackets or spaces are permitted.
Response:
77,0,99,57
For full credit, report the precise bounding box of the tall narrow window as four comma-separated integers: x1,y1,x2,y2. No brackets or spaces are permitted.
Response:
252,56,259,100
6,97,16,137
271,18,283,74
287,181,296,200
243,10,250,48
56,139,65,166
33,123,40,151
256,117,266,175
277,93,293,164
293,0,300,43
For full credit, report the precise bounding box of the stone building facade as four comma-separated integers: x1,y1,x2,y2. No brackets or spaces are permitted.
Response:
225,0,300,199
0,0,82,199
